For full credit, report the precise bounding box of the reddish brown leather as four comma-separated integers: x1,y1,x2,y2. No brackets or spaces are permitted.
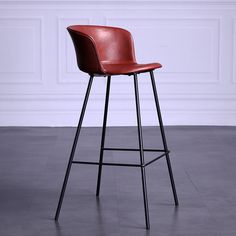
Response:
67,25,162,75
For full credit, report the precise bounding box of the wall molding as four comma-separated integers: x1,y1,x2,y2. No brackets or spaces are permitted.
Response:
233,18,236,83
0,17,43,84
1,92,236,100
106,17,221,84
1,110,236,127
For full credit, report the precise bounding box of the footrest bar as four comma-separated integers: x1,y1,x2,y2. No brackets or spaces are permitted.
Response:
72,151,168,168
72,160,140,167
103,147,167,152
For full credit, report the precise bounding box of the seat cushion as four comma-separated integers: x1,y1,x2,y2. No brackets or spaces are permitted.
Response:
101,62,162,75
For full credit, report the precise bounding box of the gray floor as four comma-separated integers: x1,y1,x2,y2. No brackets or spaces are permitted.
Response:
0,126,236,236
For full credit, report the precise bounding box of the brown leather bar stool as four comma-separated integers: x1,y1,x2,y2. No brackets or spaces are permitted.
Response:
55,25,179,229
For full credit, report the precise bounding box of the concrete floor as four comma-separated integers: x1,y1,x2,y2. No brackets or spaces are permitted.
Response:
0,126,236,236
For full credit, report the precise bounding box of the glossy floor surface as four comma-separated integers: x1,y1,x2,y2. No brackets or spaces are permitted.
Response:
0,126,236,236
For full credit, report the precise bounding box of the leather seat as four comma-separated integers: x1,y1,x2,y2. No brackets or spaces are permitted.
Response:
67,25,162,75
102,62,162,75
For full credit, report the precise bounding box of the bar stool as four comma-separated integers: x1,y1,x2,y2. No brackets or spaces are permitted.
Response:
55,25,179,229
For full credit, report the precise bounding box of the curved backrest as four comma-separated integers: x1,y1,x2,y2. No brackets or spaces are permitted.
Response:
67,25,137,74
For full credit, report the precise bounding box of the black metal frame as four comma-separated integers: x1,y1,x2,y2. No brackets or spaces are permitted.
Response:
54,71,179,229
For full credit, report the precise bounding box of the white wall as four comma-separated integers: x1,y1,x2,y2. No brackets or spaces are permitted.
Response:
0,0,236,126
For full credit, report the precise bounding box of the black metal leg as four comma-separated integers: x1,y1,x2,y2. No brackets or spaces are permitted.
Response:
133,73,150,229
150,70,179,206
96,76,111,196
54,75,94,221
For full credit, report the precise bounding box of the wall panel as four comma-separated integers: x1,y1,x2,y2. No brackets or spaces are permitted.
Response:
0,18,42,83
233,18,236,84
